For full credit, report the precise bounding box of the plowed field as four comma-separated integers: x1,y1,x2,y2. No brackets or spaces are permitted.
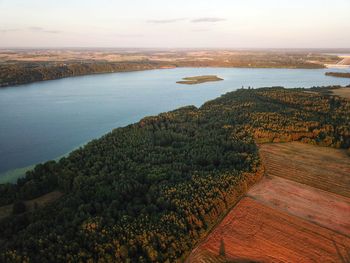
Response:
248,176,350,237
188,198,350,263
188,143,350,262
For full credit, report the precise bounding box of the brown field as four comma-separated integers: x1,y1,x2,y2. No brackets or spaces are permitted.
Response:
188,197,350,263
248,176,350,236
0,190,63,220
338,56,350,65
332,88,350,100
0,49,338,68
188,142,350,262
260,142,350,198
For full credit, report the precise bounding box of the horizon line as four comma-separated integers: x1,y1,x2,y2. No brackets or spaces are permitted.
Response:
1,47,350,51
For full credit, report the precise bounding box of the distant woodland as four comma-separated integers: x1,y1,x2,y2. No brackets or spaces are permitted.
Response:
0,62,163,87
0,50,336,87
325,72,350,78
0,87,349,262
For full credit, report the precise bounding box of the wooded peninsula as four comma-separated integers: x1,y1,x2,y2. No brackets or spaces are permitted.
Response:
0,85,349,262
325,72,350,78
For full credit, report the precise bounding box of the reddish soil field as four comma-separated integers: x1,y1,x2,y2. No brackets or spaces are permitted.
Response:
248,176,350,237
260,142,350,198
188,197,350,263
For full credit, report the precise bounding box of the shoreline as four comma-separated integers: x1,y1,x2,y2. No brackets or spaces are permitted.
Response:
0,140,90,184
0,64,329,88
325,64,350,69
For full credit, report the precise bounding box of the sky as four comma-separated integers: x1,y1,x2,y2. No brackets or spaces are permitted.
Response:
0,0,349,48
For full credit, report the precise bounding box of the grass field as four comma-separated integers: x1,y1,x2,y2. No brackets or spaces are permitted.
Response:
0,191,63,220
332,88,350,99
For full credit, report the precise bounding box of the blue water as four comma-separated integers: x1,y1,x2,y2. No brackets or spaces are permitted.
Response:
0,67,349,175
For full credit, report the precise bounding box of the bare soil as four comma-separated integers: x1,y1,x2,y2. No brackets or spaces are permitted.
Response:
248,175,350,237
188,197,350,263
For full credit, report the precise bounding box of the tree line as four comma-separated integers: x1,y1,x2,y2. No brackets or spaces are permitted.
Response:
0,61,164,87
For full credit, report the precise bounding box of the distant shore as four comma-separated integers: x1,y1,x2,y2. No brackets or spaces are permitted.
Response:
325,72,350,78
0,49,335,88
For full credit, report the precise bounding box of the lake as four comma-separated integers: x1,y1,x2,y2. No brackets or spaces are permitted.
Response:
0,67,349,180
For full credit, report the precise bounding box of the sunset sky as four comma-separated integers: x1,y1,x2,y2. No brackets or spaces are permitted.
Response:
0,0,349,48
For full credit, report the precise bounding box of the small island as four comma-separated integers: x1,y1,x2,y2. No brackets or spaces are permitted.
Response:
176,75,223,85
325,72,350,78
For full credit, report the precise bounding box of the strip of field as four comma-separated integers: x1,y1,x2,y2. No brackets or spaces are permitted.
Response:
332,88,350,99
248,175,350,237
188,197,350,263
0,191,63,220
260,142,350,198
338,57,350,65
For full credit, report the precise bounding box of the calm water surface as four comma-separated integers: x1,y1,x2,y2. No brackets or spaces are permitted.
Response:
1,67,350,176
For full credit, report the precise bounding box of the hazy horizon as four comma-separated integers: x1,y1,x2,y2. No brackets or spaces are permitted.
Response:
1,0,350,48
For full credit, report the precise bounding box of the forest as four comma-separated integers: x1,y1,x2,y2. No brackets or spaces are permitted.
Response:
325,72,350,78
0,61,164,87
0,86,349,262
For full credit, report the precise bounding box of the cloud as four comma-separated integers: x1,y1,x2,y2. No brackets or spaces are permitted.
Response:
28,26,43,31
0,28,20,33
191,17,226,23
146,17,226,24
147,18,186,24
28,26,61,34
